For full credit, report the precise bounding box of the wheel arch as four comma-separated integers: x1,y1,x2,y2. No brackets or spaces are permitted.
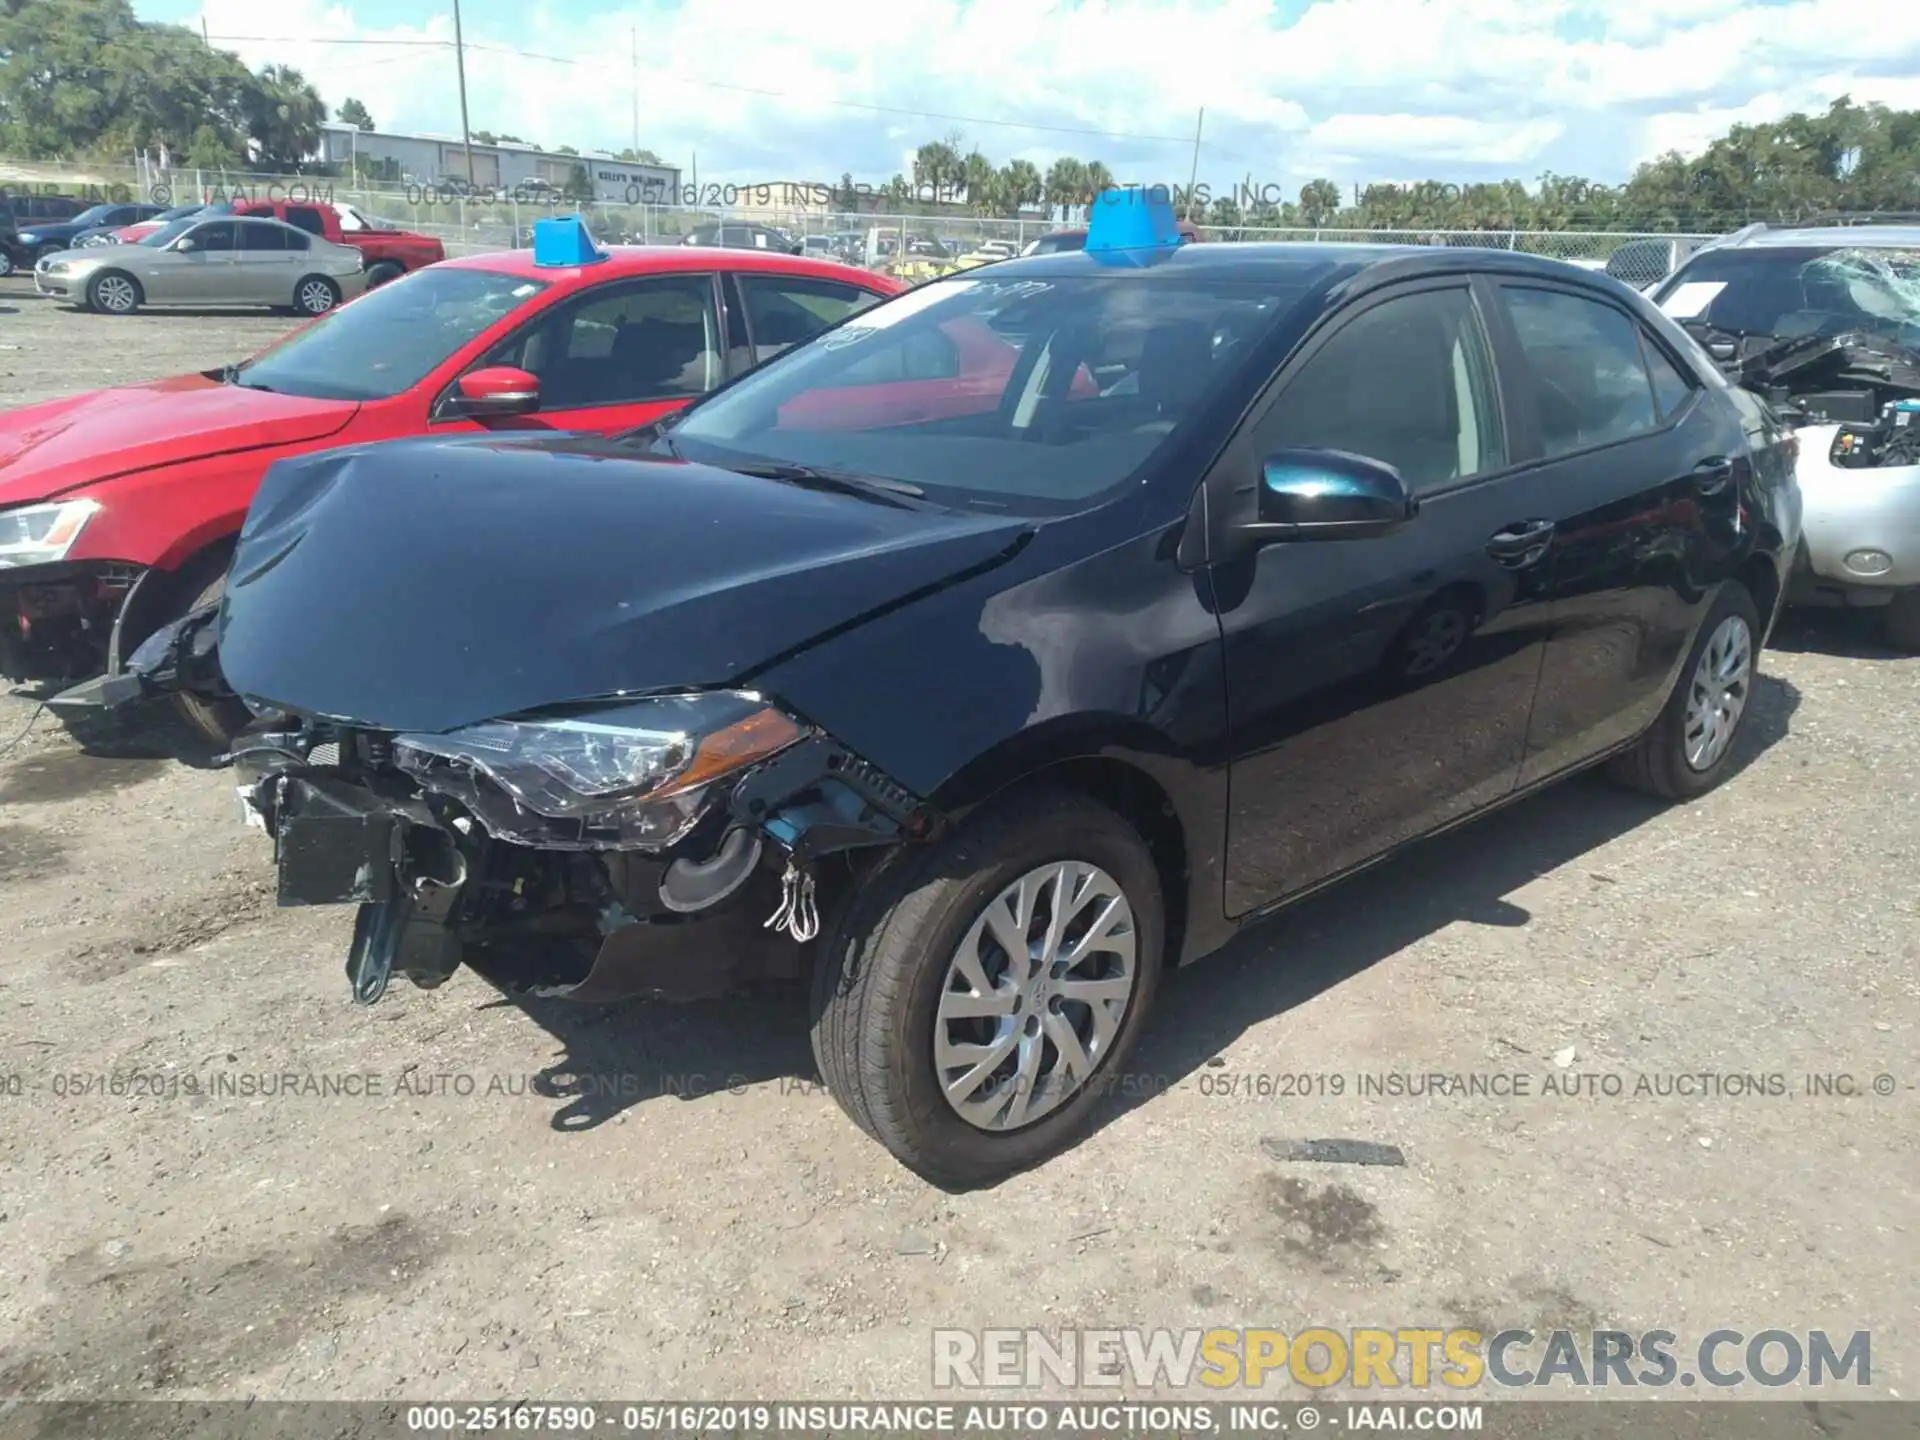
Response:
108,531,238,672
924,722,1215,967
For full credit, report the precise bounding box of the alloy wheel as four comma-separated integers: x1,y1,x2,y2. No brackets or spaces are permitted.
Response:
1404,607,1470,676
299,280,336,314
95,275,137,313
1683,614,1752,771
934,860,1138,1132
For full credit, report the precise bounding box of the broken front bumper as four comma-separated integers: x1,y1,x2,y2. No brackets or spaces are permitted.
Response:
236,723,933,1007
0,560,144,686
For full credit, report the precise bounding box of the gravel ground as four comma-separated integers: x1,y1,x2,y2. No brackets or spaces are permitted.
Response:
0,277,1915,1405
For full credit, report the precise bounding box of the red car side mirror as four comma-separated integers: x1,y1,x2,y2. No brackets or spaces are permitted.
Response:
452,366,540,418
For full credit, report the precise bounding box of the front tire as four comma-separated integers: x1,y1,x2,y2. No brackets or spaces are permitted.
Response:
170,571,253,747
86,270,141,315
363,261,403,288
0,249,14,278
810,787,1164,1188
1608,581,1761,800
293,274,341,316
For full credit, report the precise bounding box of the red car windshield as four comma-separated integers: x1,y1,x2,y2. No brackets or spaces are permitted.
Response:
232,267,550,401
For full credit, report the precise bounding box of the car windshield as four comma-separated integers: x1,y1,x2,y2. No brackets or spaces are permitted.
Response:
663,271,1308,515
68,204,119,229
139,218,198,248
1654,244,1920,348
232,266,550,401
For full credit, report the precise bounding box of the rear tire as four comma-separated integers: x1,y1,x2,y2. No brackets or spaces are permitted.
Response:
86,270,141,315
293,274,341,316
1607,582,1760,800
1883,588,1920,653
810,787,1164,1188
169,571,253,747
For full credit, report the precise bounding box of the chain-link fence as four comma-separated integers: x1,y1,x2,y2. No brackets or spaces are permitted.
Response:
1,159,1721,278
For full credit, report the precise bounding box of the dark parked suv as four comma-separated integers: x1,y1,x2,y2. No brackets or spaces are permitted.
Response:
113,235,1799,1185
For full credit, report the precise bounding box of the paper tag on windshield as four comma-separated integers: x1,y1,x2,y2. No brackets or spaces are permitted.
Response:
1659,281,1726,320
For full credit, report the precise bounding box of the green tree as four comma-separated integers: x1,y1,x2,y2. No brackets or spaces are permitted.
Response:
1081,160,1114,208
999,158,1043,216
241,63,325,170
1298,178,1341,226
1043,157,1086,220
961,149,996,214
614,146,663,164
335,96,374,131
912,139,963,201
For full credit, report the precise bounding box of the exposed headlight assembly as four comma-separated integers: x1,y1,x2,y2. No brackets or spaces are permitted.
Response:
0,499,101,569
392,691,808,850
16,232,41,247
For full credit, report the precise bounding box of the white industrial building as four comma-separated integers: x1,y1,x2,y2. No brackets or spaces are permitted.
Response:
314,122,680,201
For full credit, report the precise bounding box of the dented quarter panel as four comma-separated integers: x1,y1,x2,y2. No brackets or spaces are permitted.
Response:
215,432,1036,732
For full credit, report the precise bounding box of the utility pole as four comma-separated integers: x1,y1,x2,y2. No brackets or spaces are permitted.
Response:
452,0,477,187
630,29,640,155
1186,107,1204,220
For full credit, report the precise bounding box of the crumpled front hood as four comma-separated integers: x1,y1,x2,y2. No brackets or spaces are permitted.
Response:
0,375,359,506
219,433,1033,733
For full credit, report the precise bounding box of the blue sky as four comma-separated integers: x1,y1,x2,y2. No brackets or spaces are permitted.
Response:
134,0,1920,195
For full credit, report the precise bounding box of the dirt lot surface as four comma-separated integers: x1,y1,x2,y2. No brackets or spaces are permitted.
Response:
1,278,1916,1406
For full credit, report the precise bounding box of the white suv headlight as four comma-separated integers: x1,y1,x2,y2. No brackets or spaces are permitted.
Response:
0,499,101,568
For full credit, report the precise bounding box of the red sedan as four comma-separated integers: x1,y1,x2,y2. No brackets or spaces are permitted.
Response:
0,245,901,740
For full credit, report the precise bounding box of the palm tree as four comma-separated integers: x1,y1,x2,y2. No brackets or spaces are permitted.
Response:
999,159,1043,217
1043,158,1086,222
913,140,962,202
244,64,326,171
1081,160,1114,216
1298,178,1341,227
962,150,996,214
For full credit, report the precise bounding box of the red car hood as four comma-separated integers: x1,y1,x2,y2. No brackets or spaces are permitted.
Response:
0,375,360,506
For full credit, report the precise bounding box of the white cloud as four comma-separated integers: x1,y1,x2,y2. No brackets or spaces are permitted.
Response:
1307,115,1569,168
182,0,1920,188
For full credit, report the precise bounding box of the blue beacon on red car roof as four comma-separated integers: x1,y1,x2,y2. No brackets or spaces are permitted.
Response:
531,214,609,267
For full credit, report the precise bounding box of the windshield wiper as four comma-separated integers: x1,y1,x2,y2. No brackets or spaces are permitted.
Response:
725,461,928,506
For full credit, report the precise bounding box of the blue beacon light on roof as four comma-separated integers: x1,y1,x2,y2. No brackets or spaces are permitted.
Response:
1084,186,1184,266
532,214,609,267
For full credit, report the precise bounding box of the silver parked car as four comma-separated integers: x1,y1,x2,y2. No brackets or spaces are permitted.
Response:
33,215,369,317
1650,224,1920,648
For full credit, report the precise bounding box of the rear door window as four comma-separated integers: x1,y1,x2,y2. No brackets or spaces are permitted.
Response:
738,276,885,363
1500,286,1661,456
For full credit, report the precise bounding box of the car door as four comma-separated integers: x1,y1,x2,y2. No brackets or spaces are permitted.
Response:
445,272,727,434
1486,281,1747,787
163,218,237,301
724,272,888,376
233,220,296,302
1210,276,1556,916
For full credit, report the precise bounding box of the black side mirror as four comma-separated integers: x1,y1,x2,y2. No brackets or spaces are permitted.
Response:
1252,448,1417,540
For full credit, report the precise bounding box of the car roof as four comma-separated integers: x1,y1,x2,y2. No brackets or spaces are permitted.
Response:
1711,223,1920,250
440,244,889,287
983,240,1627,293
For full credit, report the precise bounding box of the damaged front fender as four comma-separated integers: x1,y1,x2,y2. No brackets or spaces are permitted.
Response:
239,707,944,1007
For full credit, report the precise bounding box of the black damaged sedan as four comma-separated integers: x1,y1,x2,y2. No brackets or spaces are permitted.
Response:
121,238,1798,1185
